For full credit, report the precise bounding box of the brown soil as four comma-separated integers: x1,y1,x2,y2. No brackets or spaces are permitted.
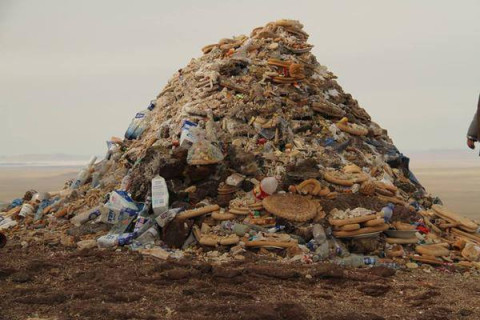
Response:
1,241,479,320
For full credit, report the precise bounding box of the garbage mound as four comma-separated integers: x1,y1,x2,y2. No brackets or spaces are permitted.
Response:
2,19,480,269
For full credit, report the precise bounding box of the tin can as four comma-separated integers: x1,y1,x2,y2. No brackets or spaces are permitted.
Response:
19,203,35,218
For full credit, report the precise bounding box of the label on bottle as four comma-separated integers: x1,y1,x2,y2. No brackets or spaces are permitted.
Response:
152,176,169,215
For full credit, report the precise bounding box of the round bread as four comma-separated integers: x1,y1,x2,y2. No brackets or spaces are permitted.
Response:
392,221,416,231
335,223,361,231
296,179,322,195
363,219,385,227
329,214,377,227
336,118,368,136
385,237,418,244
432,205,478,233
332,223,388,238
199,236,219,247
219,234,240,246
211,211,236,221
415,244,450,257
262,193,317,222
412,255,444,265
324,170,369,187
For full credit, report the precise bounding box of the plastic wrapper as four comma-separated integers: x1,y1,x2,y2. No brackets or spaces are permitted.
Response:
187,139,224,165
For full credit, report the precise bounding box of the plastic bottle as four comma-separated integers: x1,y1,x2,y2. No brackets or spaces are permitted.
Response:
70,205,107,226
124,100,156,140
253,177,278,199
219,221,250,237
381,203,395,222
312,224,327,243
152,175,169,215
335,254,378,267
314,241,330,260
97,233,133,248
91,172,101,188
133,196,152,235
71,156,97,189
120,170,133,192
19,203,35,218
34,199,52,221
134,226,158,246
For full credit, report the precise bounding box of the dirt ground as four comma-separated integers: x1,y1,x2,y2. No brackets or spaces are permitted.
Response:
1,240,479,320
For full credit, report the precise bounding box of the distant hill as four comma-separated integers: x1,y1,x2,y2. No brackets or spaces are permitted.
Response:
407,149,480,169
0,154,95,167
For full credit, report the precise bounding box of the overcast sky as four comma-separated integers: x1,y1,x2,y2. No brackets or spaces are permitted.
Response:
1,0,479,158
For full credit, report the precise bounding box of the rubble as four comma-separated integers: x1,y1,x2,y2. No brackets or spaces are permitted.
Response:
1,19,480,272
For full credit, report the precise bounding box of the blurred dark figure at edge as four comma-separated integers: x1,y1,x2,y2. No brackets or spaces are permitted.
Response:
467,94,480,150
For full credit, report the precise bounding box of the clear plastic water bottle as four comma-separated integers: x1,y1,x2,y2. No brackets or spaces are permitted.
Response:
336,254,377,267
134,227,158,247
97,233,133,248
120,170,133,192
124,100,156,140
312,224,327,243
70,205,106,226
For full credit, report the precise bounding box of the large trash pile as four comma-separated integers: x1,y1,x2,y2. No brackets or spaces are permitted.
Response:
1,19,480,269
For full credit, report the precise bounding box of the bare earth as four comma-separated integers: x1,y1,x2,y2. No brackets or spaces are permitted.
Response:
0,241,479,320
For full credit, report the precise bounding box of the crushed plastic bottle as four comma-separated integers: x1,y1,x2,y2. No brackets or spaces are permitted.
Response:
97,233,134,248
253,177,278,200
133,196,152,236
312,224,327,243
70,205,108,226
381,203,395,222
125,100,156,140
134,226,158,247
335,254,378,267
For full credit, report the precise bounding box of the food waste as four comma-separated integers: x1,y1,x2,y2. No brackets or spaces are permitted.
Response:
1,19,480,270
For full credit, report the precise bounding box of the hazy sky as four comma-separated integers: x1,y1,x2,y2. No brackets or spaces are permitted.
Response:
1,0,479,158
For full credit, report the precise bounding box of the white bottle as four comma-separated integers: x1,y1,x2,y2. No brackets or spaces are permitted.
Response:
125,101,156,140
70,205,106,226
312,224,327,244
152,175,169,215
